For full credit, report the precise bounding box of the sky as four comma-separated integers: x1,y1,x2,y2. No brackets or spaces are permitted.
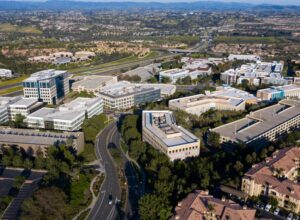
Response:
9,0,300,5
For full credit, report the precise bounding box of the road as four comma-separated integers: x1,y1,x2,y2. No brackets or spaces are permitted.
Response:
0,83,22,91
88,122,121,220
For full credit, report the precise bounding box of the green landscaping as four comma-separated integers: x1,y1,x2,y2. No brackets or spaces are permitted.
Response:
0,23,42,34
0,75,28,87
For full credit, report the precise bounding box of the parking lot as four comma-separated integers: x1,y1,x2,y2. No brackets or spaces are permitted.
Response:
0,167,46,220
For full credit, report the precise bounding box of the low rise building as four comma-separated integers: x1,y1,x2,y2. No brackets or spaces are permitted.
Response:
257,85,300,101
159,68,190,84
23,69,70,105
169,94,245,116
26,97,103,131
241,147,300,213
8,97,44,121
212,99,300,148
98,81,160,110
228,54,261,62
142,110,200,161
72,75,118,93
0,127,84,156
0,69,13,78
0,97,20,123
171,190,256,220
134,83,176,98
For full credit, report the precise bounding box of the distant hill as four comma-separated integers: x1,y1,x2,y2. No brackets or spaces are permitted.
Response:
0,0,299,11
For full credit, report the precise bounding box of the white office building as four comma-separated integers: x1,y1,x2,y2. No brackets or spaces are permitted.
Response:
98,81,161,110
159,69,190,84
142,110,200,161
0,97,20,123
257,84,300,101
72,75,118,93
26,97,103,131
228,54,261,62
0,69,13,78
23,69,70,105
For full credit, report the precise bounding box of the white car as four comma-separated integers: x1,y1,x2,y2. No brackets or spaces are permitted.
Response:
287,213,294,220
273,208,280,215
265,204,272,212
293,216,299,220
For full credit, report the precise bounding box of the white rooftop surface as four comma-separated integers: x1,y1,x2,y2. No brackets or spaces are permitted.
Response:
27,97,101,120
143,111,199,147
260,85,300,94
0,69,12,73
72,75,117,90
9,97,39,107
100,81,158,98
213,99,300,143
135,83,176,95
170,94,244,108
24,69,67,82
212,86,257,102
160,68,189,75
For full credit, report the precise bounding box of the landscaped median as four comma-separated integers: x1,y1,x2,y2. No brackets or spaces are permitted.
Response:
0,86,23,96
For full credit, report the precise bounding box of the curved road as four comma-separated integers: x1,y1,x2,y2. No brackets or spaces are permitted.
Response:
88,122,121,220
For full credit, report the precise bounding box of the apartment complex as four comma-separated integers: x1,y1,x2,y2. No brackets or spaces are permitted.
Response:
23,69,70,105
98,81,160,110
257,84,300,101
212,99,300,147
171,190,256,220
0,127,84,156
169,94,245,116
0,69,13,78
72,75,118,93
142,110,200,161
26,97,103,131
241,147,300,213
0,96,43,123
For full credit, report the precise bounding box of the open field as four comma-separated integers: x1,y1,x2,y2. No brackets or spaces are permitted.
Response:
0,23,42,34
214,36,287,44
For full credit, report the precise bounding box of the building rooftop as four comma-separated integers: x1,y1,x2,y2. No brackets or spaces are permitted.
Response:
99,81,159,98
258,84,300,94
160,68,189,75
9,97,41,108
212,99,300,143
134,83,176,96
27,97,102,121
169,94,245,109
143,110,199,147
171,190,256,220
23,69,67,82
211,85,258,102
72,75,117,91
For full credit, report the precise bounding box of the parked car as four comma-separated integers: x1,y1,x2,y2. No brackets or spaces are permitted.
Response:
292,215,299,220
287,213,294,220
265,204,272,212
259,203,265,209
274,208,280,215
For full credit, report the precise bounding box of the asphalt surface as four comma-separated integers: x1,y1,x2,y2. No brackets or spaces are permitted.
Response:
88,122,122,220
3,90,23,97
0,83,22,91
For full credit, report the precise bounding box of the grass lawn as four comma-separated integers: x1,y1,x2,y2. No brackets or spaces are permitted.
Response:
0,75,28,87
0,23,42,34
215,36,287,44
0,86,22,95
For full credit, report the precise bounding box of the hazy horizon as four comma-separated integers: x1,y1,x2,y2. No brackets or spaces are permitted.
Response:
3,0,300,6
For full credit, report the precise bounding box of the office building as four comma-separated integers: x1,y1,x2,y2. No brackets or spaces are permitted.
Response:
0,69,13,78
159,68,190,84
228,54,261,62
212,99,300,147
23,69,70,105
212,85,258,104
98,81,160,110
142,110,200,161
257,85,300,101
0,97,21,123
169,94,245,116
134,83,176,98
0,127,84,156
8,97,44,121
26,97,103,131
72,75,118,93
241,147,300,214
171,190,256,220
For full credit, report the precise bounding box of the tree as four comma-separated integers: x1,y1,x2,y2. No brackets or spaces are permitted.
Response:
13,114,27,128
207,131,220,149
24,158,33,170
161,76,171,84
12,155,23,167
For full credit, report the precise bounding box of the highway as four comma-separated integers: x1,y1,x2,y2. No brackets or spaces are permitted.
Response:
88,122,121,220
